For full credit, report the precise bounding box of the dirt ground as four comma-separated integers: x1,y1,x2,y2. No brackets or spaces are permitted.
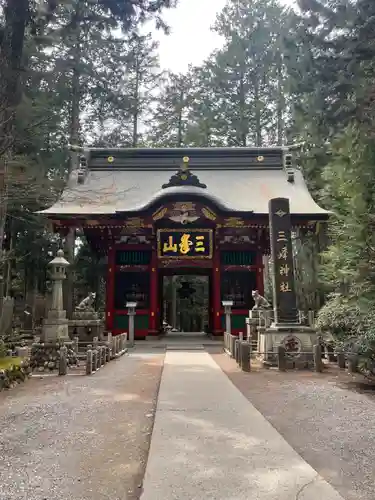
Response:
210,349,375,500
0,352,164,500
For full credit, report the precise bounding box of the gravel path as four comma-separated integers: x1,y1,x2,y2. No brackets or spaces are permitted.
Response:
211,351,375,500
0,351,164,500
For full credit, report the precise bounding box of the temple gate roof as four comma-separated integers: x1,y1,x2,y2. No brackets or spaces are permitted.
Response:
40,147,328,217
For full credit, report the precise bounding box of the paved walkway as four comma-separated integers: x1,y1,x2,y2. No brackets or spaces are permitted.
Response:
141,351,345,500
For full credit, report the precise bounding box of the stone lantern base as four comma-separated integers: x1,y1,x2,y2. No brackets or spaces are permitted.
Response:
259,322,318,368
42,309,69,342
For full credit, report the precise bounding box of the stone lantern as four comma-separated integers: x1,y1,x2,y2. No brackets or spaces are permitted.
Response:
42,249,70,341
126,301,137,347
222,300,233,335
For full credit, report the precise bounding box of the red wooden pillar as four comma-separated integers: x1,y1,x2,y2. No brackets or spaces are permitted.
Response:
256,247,264,296
149,248,158,335
212,246,222,334
106,243,115,332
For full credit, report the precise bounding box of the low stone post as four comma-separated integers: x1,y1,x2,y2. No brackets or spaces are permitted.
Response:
73,336,79,354
126,302,137,347
86,349,93,375
106,345,111,362
245,318,251,342
313,344,323,372
92,349,97,371
98,346,103,366
93,336,98,349
240,342,251,372
235,339,240,364
96,348,101,370
230,335,235,358
307,310,315,327
348,355,358,374
278,345,286,372
101,346,106,364
58,345,68,376
107,331,112,343
337,352,346,369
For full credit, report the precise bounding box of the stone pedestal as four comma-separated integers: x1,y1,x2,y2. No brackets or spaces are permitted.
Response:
42,310,70,341
69,311,104,342
259,322,318,368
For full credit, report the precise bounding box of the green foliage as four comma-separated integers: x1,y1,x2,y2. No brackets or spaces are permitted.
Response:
149,0,290,147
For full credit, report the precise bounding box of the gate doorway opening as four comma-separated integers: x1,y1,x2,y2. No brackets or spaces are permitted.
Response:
159,269,211,334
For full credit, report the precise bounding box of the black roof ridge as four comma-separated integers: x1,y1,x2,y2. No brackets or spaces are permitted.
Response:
86,146,285,152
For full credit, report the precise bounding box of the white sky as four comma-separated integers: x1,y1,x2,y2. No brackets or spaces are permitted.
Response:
153,0,296,73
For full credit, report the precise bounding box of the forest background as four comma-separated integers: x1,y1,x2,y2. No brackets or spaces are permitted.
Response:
1,0,375,352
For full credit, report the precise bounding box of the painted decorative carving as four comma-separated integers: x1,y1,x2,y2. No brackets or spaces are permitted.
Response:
202,207,217,221
168,202,199,225
223,217,245,227
152,207,168,221
168,211,199,224
173,202,195,211
124,217,145,228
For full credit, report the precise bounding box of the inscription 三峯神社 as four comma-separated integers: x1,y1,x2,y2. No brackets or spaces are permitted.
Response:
158,229,213,258
268,197,298,323
276,230,293,293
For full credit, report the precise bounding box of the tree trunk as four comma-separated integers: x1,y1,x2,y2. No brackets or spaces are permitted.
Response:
177,89,184,147
64,4,82,319
276,48,284,146
239,71,247,146
0,0,29,323
132,56,140,147
254,77,262,147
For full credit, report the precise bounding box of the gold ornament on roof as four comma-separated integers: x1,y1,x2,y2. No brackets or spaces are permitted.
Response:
202,207,217,221
107,156,114,163
181,156,190,171
257,155,264,162
152,206,168,221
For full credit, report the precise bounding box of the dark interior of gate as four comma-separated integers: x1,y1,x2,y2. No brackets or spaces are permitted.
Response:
42,147,328,340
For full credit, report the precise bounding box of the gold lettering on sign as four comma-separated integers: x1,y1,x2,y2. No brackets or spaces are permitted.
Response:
280,282,292,293
163,236,177,253
277,231,287,242
179,234,193,254
278,246,288,260
279,264,290,276
195,235,205,252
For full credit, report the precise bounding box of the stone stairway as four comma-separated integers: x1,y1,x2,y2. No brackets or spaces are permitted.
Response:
136,332,223,350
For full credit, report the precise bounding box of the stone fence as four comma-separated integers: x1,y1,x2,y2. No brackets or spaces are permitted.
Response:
30,332,128,376
224,331,324,372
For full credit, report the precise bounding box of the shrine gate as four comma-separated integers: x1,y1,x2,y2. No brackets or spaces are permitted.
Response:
42,147,328,339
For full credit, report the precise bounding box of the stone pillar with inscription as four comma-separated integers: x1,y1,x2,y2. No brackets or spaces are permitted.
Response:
259,198,318,367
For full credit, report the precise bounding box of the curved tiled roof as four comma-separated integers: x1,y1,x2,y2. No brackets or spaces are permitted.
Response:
41,165,328,217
